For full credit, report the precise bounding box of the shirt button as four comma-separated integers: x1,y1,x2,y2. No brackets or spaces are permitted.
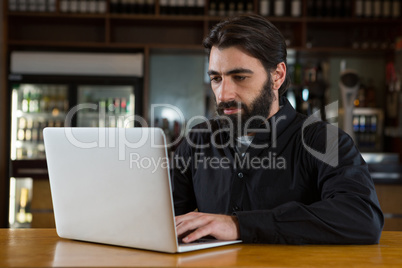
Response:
233,206,239,212
238,172,244,178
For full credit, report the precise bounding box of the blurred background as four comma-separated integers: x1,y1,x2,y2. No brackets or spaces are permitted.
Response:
1,0,402,231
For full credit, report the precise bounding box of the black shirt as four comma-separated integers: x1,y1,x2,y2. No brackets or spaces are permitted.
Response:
171,96,384,244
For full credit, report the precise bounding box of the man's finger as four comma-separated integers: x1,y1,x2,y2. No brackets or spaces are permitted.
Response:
182,224,213,243
175,212,202,226
176,214,211,236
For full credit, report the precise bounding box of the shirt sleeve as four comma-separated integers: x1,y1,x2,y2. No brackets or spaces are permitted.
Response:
235,123,384,244
171,138,197,216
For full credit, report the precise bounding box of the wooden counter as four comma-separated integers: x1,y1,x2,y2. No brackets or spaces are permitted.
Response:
0,229,401,267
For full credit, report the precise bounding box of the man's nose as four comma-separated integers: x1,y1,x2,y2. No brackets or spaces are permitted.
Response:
218,79,236,103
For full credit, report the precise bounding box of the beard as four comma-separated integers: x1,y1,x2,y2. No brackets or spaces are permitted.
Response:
215,79,275,138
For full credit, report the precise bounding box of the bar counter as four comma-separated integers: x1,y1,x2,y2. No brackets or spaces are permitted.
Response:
0,229,402,267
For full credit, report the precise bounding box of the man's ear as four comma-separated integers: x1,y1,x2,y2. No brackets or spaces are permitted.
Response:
271,62,286,91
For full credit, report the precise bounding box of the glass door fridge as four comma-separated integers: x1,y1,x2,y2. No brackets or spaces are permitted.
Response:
7,51,144,228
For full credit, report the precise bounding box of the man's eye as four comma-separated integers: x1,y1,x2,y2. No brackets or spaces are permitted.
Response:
210,77,221,83
234,76,246,81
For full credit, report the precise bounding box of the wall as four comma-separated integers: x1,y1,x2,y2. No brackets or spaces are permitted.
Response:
149,52,206,129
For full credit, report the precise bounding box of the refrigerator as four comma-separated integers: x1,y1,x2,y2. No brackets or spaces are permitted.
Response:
8,51,144,228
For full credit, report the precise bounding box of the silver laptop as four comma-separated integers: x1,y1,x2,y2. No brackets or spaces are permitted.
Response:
44,127,241,253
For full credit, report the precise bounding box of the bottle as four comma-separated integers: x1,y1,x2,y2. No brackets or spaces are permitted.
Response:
196,0,204,14
121,98,127,113
41,86,50,112
47,0,56,11
39,0,47,11
31,121,39,142
8,0,18,11
147,0,155,14
79,0,88,12
60,0,69,12
98,0,107,12
110,0,119,12
373,0,381,17
25,118,33,142
307,0,315,16
160,0,169,14
22,88,30,113
382,0,391,17
127,0,135,13
392,0,401,18
29,0,37,12
355,0,364,17
17,117,26,141
177,0,186,14
186,0,195,14
236,0,244,14
260,0,270,16
291,0,301,17
315,0,324,17
70,0,79,12
88,0,97,13
30,88,39,113
364,0,373,18
119,0,128,13
18,0,28,11
246,0,253,13
48,86,57,113
141,0,148,14
217,0,226,16
274,0,285,16
227,0,236,15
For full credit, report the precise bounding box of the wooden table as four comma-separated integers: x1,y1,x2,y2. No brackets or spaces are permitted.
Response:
0,229,401,267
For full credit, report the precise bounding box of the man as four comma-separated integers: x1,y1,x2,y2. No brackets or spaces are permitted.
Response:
172,14,383,244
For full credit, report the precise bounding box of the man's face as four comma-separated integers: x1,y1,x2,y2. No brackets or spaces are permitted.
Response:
208,46,275,137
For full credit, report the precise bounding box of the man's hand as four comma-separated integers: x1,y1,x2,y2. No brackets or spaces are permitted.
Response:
175,212,240,243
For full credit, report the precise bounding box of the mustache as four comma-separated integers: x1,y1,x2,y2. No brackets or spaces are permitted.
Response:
217,101,245,110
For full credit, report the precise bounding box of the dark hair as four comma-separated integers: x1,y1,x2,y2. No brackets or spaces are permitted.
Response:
203,14,290,96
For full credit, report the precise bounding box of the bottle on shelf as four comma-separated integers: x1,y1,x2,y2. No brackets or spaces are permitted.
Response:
355,0,364,17
79,0,89,13
196,0,205,15
18,0,28,11
209,0,217,16
28,0,37,12
21,88,31,113
373,0,382,18
314,0,324,17
274,0,285,16
364,0,373,18
382,0,391,18
245,0,253,13
147,0,155,14
236,0,244,14
323,0,332,17
110,0,120,13
307,0,315,17
88,0,98,13
290,0,301,17
392,0,401,18
159,0,167,14
98,0,107,13
259,0,271,16
8,0,18,11
69,0,79,12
